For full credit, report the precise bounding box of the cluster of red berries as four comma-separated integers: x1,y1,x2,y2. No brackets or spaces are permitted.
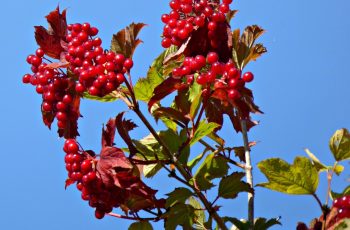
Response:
22,48,78,130
161,0,233,48
65,23,133,96
333,195,350,220
172,51,254,100
64,139,118,219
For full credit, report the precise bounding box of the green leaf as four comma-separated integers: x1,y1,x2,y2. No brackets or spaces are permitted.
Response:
151,45,178,71
187,196,206,228
188,79,202,102
133,134,168,160
188,149,208,170
190,93,202,120
82,91,119,102
111,23,146,58
253,217,281,230
257,157,319,195
224,217,249,230
143,163,162,178
331,185,350,200
134,67,163,102
194,152,229,190
330,128,350,162
164,203,195,230
335,218,350,230
128,221,153,230
190,121,220,146
218,172,252,199
166,188,193,208
207,132,225,147
153,107,190,125
334,164,344,176
304,148,328,172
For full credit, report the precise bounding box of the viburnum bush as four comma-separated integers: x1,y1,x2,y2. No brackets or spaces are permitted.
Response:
22,1,350,230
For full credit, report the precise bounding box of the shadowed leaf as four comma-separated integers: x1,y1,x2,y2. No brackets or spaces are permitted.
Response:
218,172,252,199
116,112,139,156
128,221,153,230
111,23,146,58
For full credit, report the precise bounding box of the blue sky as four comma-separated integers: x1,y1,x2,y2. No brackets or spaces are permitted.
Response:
1,0,350,229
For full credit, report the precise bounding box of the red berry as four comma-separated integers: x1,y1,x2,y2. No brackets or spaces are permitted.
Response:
208,21,217,31
56,112,67,121
196,74,207,85
242,72,254,82
228,89,241,100
162,38,172,48
161,14,170,23
207,52,219,64
36,48,45,57
95,210,105,219
123,58,134,70
81,160,92,174
89,27,99,36
22,74,32,84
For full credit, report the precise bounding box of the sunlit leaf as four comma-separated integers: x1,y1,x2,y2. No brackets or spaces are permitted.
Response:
257,157,319,195
329,128,350,162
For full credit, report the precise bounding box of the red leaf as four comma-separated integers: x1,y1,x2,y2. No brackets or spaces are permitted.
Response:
41,109,55,129
65,178,75,189
110,23,146,58
34,7,67,59
148,77,187,111
102,118,116,147
115,112,139,156
96,147,133,187
35,26,64,59
45,6,67,38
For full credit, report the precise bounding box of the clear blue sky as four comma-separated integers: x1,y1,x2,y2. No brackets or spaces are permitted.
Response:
2,0,350,229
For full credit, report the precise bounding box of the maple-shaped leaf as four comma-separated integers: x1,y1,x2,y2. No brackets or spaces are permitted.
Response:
45,6,67,38
148,77,188,111
110,23,146,58
116,112,139,156
205,97,258,133
102,118,116,147
96,147,133,187
34,7,67,59
231,25,267,70
35,26,64,59
153,107,190,126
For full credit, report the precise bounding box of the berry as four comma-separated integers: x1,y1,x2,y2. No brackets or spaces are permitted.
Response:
228,89,241,100
207,52,219,64
242,72,254,82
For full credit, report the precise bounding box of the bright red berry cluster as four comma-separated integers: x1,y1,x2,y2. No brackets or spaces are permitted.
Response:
64,139,119,219
22,49,79,131
161,0,233,48
333,195,350,220
172,51,254,100
65,23,133,97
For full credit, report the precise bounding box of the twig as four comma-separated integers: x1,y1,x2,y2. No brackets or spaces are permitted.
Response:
241,119,254,229
107,212,157,221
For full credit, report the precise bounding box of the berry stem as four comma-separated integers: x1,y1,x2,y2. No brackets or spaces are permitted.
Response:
325,162,338,207
241,119,254,229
